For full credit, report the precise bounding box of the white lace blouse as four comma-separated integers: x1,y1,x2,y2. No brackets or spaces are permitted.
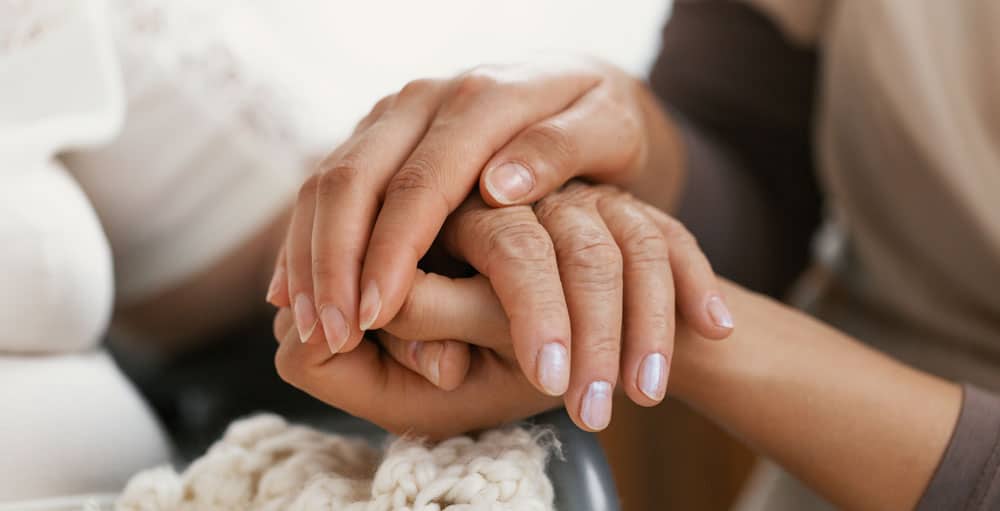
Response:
0,0,306,500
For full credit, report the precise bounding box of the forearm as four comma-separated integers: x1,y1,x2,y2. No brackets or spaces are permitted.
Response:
671,281,962,511
112,207,289,353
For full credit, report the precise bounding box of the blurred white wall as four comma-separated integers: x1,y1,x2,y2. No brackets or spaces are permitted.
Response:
223,0,672,150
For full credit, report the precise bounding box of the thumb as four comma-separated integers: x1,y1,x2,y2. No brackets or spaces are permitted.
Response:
479,86,643,207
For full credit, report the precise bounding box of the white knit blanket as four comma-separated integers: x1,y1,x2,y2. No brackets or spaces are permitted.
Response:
113,415,557,511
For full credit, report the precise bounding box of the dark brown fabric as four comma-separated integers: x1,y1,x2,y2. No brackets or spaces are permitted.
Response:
648,0,822,296
917,385,1000,511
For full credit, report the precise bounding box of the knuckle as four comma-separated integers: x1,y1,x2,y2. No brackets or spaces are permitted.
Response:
453,68,500,99
484,220,556,270
398,78,438,102
369,93,397,118
559,227,623,272
387,160,440,198
523,121,577,172
310,256,339,286
318,160,361,193
619,222,670,268
638,308,673,340
581,335,622,360
296,174,320,203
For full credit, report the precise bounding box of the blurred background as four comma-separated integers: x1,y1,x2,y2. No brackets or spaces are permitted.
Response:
224,0,667,149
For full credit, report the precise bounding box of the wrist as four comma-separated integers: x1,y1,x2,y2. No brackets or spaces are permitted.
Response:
621,81,687,214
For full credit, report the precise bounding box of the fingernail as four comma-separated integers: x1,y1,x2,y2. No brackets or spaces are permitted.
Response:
537,342,569,395
707,295,734,329
639,353,668,401
265,266,284,304
293,293,318,343
359,280,381,331
422,343,442,387
485,162,534,204
581,380,613,431
320,305,349,353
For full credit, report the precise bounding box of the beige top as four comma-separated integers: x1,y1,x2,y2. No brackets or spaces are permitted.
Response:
747,0,1000,390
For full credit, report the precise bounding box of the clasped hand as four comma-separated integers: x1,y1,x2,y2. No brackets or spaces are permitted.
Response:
266,57,732,437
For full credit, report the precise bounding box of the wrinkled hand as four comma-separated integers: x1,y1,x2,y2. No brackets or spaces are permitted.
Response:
274,183,731,432
266,57,659,369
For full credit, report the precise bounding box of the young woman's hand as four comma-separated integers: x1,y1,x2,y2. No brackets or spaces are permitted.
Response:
273,182,731,432
265,57,680,367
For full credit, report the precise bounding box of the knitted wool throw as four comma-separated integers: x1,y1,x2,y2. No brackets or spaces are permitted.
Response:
113,414,557,511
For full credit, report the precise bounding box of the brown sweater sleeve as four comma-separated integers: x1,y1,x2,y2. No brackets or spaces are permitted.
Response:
917,385,1000,511
648,0,822,297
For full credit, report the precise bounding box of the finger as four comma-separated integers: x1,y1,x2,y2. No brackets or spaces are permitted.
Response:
535,191,623,432
440,198,571,396
383,271,510,354
375,331,471,392
358,65,600,335
642,204,734,339
480,85,644,207
273,307,294,343
286,174,323,344
265,244,290,307
311,80,448,356
599,194,673,406
275,334,555,440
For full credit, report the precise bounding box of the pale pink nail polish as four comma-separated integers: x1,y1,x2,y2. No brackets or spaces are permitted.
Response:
293,293,318,343
485,162,534,204
358,280,382,331
707,295,734,329
639,353,668,400
537,342,569,396
581,380,613,430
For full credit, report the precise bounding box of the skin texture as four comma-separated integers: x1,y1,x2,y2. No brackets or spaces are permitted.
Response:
267,57,734,419
270,183,727,431
275,261,961,511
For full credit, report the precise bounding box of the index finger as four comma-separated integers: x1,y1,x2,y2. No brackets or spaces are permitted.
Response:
357,66,600,334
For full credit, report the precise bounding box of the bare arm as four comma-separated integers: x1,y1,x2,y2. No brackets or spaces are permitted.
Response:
111,207,289,353
671,281,962,511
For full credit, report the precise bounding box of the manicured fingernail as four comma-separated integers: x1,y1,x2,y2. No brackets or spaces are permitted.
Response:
581,380,613,431
320,305,349,353
293,293,318,343
639,353,668,401
707,295,734,329
265,266,284,304
359,280,381,331
485,162,534,204
537,342,569,395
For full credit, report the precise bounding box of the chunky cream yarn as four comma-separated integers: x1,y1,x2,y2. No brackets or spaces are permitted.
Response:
116,414,557,511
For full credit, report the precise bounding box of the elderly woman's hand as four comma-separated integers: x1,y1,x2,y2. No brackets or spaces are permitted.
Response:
265,57,717,373
273,183,729,432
